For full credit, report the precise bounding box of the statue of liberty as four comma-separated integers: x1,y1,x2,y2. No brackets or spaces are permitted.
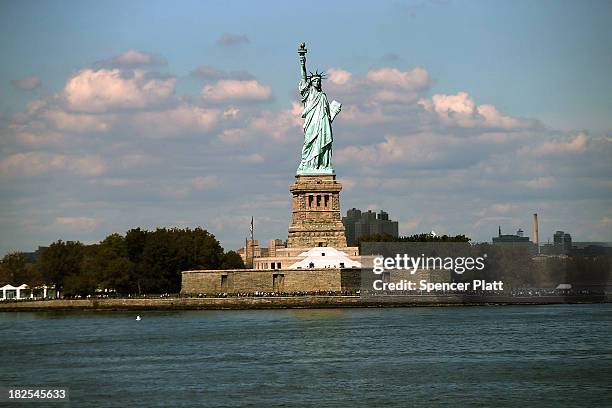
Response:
296,42,342,175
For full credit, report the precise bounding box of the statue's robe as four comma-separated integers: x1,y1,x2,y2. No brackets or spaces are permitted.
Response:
297,78,333,172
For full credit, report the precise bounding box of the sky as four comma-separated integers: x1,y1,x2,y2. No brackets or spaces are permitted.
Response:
1,0,611,255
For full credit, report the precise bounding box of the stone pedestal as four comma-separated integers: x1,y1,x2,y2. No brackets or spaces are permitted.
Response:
287,174,348,248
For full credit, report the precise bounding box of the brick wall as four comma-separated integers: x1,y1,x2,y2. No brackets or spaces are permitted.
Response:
181,268,359,294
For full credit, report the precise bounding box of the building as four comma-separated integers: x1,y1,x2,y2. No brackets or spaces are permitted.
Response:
342,208,399,245
553,230,572,254
0,284,58,300
288,247,361,269
492,226,538,254
492,226,531,243
182,173,362,295
237,239,286,266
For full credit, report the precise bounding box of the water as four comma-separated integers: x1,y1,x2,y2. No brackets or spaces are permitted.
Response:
1,304,611,407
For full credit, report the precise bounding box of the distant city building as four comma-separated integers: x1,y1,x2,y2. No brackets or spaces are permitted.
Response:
342,208,399,245
492,226,538,254
22,246,46,263
492,226,531,244
553,230,572,254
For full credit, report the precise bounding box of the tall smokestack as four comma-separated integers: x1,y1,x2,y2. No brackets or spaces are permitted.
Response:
533,213,539,253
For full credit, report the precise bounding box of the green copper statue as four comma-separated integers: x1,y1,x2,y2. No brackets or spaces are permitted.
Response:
296,42,342,175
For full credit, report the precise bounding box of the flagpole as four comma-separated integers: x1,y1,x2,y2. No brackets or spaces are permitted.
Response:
250,216,254,269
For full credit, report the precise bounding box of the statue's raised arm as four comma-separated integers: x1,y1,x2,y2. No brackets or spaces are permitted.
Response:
296,42,341,175
298,42,307,82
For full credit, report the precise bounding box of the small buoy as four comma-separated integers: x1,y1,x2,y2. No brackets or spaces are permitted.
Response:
136,315,141,321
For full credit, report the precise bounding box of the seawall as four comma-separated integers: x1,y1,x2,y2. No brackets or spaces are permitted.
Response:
0,295,609,311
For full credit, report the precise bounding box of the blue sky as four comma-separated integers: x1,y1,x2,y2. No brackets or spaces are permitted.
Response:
1,0,611,254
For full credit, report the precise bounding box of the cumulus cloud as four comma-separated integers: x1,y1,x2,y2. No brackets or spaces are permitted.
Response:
336,133,464,168
0,152,106,177
216,33,249,46
202,79,272,102
96,49,167,68
233,153,264,164
1,52,610,253
327,68,352,85
63,68,176,112
159,175,218,198
54,216,99,232
418,91,527,129
10,76,42,90
42,110,110,133
14,132,65,148
491,203,517,214
246,101,301,140
130,104,221,137
324,66,430,107
530,133,588,155
366,67,429,91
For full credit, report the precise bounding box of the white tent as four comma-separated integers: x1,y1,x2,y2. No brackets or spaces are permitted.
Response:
1,284,30,300
289,247,361,269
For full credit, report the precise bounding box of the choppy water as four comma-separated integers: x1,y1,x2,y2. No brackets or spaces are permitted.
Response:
1,304,611,407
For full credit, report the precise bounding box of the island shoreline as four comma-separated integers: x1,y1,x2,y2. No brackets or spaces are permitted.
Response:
0,295,609,311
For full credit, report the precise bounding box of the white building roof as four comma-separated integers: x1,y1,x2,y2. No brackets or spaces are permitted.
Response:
1,284,30,290
289,247,361,269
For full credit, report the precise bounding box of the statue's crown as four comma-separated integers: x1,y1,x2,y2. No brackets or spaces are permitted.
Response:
307,70,326,81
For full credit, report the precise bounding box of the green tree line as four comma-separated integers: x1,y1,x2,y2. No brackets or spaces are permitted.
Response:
0,227,244,296
355,232,471,248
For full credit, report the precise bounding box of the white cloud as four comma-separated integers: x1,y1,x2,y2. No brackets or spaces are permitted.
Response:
419,91,525,129
530,133,588,155
0,152,66,177
98,49,167,67
130,104,221,137
65,155,108,177
234,153,264,164
0,152,106,177
14,131,66,148
159,175,218,198
42,110,110,133
491,203,516,213
54,216,99,232
202,80,272,102
63,68,176,113
336,133,459,167
366,67,429,91
327,68,352,85
246,101,301,140
99,178,140,187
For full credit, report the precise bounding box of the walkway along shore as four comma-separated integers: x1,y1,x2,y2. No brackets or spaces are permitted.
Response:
0,294,609,311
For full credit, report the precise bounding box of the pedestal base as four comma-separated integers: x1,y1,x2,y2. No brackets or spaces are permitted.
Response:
287,174,348,248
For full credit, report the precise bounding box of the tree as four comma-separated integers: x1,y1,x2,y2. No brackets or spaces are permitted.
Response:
1,252,43,286
221,250,245,269
355,232,471,248
37,241,84,292
0,252,27,284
